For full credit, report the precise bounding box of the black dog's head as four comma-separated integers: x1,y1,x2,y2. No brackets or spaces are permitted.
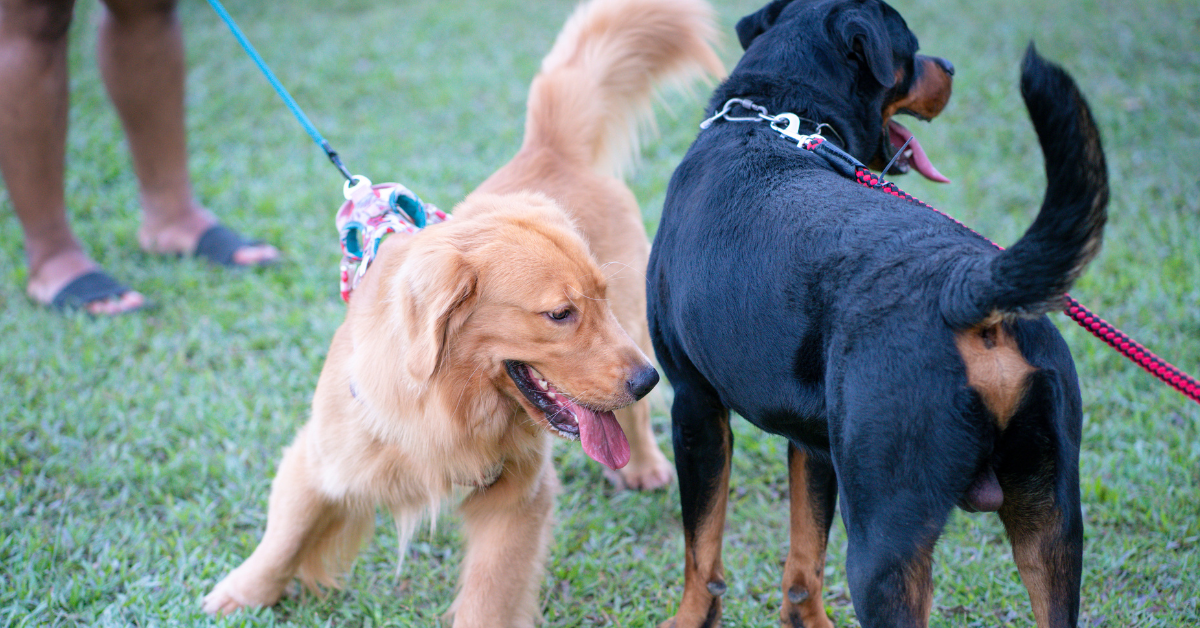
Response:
721,0,953,181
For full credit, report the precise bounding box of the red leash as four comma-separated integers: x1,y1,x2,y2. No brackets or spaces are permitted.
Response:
851,165,1200,405
1062,297,1200,403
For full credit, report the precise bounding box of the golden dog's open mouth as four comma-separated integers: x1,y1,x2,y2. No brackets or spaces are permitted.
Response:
505,360,630,470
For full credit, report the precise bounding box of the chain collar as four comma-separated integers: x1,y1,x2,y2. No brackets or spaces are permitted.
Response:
700,98,847,148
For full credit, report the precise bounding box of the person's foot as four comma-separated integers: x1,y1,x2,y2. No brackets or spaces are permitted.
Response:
27,248,145,315
138,208,278,266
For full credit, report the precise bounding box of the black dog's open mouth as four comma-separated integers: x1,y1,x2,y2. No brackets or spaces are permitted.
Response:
883,118,949,183
504,360,630,470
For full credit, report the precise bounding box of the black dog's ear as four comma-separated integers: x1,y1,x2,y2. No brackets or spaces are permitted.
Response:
835,12,896,88
736,0,798,50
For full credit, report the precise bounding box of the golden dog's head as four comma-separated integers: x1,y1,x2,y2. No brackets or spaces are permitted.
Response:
355,192,656,470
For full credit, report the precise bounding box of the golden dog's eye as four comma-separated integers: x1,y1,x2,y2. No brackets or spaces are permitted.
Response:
547,307,572,322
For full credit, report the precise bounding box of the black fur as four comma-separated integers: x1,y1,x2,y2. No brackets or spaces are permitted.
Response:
942,45,1109,326
647,1,1106,625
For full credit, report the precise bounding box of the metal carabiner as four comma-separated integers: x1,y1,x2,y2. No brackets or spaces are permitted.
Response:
770,113,821,146
700,98,771,129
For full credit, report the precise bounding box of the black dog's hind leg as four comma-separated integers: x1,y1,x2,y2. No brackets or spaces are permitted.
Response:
840,482,945,628
781,445,837,628
661,384,732,628
834,384,984,627
996,371,1083,628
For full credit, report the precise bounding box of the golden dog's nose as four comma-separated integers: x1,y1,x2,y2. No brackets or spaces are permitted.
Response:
628,366,660,400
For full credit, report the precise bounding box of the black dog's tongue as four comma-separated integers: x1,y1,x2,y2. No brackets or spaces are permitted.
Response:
888,120,950,183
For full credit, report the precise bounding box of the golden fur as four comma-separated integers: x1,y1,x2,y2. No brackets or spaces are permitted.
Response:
202,0,722,624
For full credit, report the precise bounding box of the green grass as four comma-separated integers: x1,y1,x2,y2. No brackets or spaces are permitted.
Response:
2,0,1197,625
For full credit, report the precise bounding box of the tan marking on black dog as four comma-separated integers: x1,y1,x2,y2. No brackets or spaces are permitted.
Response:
1010,522,1056,626
781,449,834,628
884,56,954,122
903,544,935,625
1000,494,1074,628
668,413,732,628
955,321,1035,428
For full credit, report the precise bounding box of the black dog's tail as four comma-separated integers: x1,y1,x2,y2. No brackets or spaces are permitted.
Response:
943,45,1109,328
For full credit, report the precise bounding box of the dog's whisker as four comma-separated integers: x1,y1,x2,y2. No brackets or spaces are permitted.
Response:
565,285,610,304
600,260,649,283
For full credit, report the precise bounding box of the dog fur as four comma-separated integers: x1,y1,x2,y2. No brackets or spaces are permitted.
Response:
474,0,724,490
202,0,722,625
646,1,1108,626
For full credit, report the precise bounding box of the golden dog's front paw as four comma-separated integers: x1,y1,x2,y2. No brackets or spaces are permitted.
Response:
201,567,287,616
200,586,243,617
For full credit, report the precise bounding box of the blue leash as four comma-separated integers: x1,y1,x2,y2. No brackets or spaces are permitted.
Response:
207,0,438,302
205,0,354,183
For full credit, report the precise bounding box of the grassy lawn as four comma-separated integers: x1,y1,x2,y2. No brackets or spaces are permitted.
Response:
2,0,1197,625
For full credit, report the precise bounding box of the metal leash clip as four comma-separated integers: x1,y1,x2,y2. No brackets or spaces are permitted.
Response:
769,113,823,147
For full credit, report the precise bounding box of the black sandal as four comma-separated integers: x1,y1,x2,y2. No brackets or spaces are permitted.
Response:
193,224,277,267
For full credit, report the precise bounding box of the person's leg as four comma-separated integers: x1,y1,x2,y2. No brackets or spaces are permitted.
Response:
97,0,277,265
0,0,144,313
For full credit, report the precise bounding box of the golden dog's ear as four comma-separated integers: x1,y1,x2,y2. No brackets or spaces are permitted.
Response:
393,239,477,384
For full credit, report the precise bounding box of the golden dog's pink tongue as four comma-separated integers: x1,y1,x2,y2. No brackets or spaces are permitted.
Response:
888,120,950,183
577,408,630,470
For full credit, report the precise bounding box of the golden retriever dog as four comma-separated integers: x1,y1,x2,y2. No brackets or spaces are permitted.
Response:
202,0,722,624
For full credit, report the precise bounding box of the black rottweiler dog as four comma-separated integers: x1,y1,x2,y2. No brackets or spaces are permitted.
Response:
646,0,1108,626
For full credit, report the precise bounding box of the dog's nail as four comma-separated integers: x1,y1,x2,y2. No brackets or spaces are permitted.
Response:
787,587,810,604
706,581,727,597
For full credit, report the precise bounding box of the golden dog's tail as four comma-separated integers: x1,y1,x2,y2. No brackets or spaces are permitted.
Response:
523,0,725,177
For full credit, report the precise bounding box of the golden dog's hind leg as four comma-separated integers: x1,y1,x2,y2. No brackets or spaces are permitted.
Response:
609,266,674,491
612,399,673,489
203,426,372,615
447,445,560,628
